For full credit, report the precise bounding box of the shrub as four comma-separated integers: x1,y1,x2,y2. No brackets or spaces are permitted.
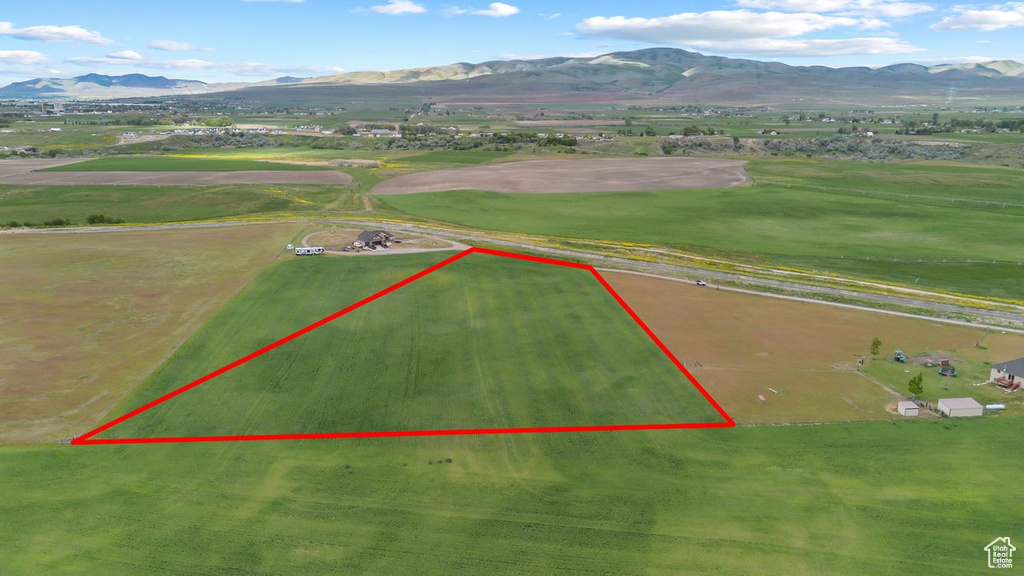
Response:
86,214,125,225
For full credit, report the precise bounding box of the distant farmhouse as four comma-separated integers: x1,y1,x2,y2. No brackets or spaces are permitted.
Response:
991,357,1024,392
356,230,395,248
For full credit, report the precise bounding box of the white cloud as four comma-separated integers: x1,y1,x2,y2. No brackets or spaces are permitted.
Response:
857,17,891,28
447,2,519,16
64,50,146,67
578,11,860,42
108,50,143,61
0,50,50,66
61,54,344,78
67,55,215,68
0,22,114,45
910,55,1010,63
736,0,934,17
150,39,198,51
931,2,1024,31
222,61,345,76
369,0,427,14
474,2,520,16
576,9,924,56
687,36,924,55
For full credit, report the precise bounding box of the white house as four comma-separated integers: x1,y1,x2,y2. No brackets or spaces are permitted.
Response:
937,397,983,418
990,357,1023,391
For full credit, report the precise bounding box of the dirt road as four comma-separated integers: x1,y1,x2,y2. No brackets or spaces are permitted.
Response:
10,219,1020,332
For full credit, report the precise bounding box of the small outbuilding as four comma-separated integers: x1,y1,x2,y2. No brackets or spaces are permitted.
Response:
937,397,983,418
990,357,1024,391
897,401,919,416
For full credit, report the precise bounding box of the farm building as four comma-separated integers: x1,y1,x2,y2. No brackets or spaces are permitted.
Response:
990,357,1024,392
357,230,395,247
897,401,919,416
937,397,983,418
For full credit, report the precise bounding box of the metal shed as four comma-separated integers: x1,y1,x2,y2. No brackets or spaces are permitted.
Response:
897,401,919,416
937,397,983,418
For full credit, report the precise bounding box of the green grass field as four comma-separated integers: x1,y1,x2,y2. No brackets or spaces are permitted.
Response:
170,147,388,161
2,417,1019,573
379,159,1024,299
42,156,327,172
0,124,124,149
5,135,1023,573
0,183,345,224
3,235,1020,574
99,252,722,439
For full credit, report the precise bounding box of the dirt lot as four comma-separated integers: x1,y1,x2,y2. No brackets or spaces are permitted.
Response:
603,271,1024,424
0,223,303,443
0,158,352,185
372,157,750,195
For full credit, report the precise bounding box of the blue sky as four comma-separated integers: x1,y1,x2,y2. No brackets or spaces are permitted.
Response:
1,0,1022,84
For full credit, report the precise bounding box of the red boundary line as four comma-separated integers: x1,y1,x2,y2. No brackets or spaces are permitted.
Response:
72,247,733,446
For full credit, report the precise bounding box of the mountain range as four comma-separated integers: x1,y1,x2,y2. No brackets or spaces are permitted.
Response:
4,48,1024,105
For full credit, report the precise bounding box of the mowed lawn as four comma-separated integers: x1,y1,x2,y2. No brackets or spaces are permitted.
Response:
42,155,327,171
1,417,1019,574
379,159,1024,299
99,252,723,440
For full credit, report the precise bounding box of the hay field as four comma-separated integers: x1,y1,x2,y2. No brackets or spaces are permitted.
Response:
40,156,328,172
2,171,352,186
380,159,1024,299
0,183,344,224
97,252,723,440
0,224,302,443
372,157,750,195
0,157,351,185
602,271,1024,424
1,248,1022,573
2,416,1021,573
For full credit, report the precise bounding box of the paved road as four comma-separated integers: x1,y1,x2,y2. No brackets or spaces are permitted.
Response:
6,218,1023,332
326,219,1024,330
